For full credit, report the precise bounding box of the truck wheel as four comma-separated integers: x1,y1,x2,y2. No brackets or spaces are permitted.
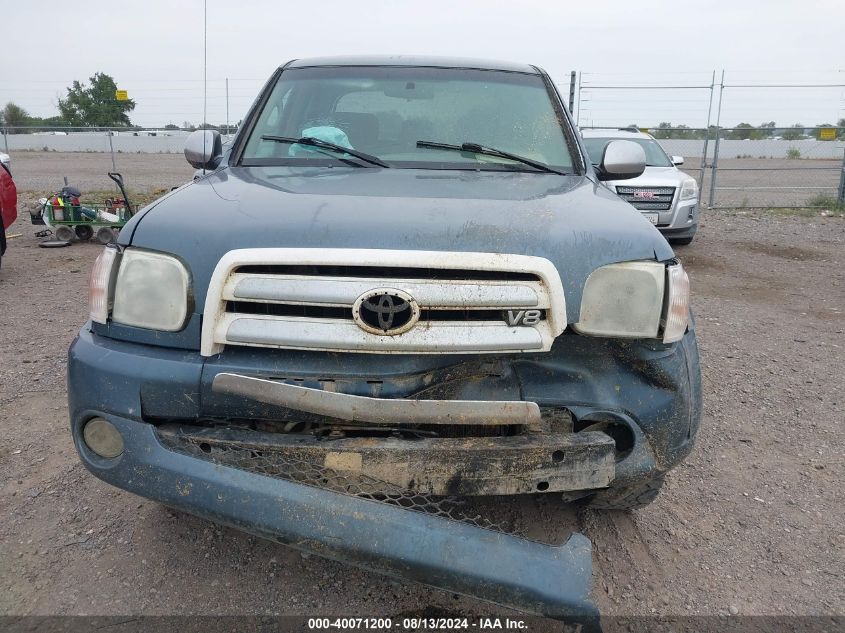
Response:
587,475,665,510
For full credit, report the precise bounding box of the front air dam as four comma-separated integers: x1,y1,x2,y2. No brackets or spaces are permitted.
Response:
73,413,600,625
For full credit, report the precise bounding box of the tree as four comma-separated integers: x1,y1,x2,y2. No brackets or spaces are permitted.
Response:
781,124,804,141
652,122,672,139
758,121,776,137
1,102,31,131
729,123,766,140
164,123,180,130
58,73,135,127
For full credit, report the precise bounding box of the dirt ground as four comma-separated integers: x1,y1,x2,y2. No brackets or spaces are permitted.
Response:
1,152,843,622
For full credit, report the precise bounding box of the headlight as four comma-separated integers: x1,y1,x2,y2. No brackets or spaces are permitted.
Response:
574,261,690,342
112,249,190,331
89,246,120,324
679,178,698,201
575,262,665,338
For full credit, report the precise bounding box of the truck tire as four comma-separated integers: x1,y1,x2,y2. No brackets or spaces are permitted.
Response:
587,475,665,510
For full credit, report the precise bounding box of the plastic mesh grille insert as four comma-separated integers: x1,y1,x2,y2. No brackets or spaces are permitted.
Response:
158,431,522,536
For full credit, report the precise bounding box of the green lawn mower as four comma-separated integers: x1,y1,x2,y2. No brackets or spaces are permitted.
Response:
32,172,134,244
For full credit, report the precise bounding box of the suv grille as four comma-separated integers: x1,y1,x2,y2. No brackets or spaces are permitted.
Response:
616,186,676,211
200,249,567,356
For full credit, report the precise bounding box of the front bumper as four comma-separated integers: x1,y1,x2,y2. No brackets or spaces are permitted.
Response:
72,412,598,620
658,198,698,233
68,322,701,618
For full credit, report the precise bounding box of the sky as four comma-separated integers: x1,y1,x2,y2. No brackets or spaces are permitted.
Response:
3,0,844,129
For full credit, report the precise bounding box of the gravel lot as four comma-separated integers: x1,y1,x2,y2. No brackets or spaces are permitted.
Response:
1,153,843,622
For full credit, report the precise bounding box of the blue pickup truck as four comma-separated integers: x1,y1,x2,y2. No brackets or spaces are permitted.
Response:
69,56,701,620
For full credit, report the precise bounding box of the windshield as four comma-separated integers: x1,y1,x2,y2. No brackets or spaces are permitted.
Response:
582,137,672,168
241,66,573,171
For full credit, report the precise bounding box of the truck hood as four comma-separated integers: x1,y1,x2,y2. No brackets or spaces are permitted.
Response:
126,165,674,322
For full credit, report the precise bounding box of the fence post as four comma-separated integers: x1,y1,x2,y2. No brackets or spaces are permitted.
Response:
699,70,716,190
575,72,582,125
107,131,116,172
707,70,726,208
2,127,8,154
708,127,721,208
838,146,845,204
568,71,576,114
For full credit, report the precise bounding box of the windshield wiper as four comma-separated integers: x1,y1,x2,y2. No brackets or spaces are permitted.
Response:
416,140,567,175
261,135,390,168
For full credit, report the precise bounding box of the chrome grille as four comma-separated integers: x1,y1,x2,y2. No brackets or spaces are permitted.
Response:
616,186,676,211
200,249,567,356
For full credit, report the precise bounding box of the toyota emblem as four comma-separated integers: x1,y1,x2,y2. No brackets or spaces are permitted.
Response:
352,288,420,335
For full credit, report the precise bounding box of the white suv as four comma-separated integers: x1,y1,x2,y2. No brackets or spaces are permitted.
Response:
581,128,699,245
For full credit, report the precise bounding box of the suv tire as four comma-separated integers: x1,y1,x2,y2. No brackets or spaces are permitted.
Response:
670,236,694,246
587,475,665,510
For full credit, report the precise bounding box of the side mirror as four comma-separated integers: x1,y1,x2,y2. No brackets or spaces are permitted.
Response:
671,155,684,166
184,130,223,170
596,140,646,181
0,152,10,170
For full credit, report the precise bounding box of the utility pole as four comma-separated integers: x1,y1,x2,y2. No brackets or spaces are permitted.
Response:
226,78,230,136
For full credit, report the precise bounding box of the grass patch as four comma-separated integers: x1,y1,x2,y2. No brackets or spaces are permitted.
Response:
805,194,845,211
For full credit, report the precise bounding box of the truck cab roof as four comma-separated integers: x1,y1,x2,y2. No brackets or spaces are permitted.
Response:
284,55,539,74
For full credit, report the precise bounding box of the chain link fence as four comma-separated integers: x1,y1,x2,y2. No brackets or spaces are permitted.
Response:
571,70,845,208
4,70,845,209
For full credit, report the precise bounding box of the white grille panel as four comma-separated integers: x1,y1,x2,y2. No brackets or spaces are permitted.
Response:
201,249,566,356
223,316,544,353
228,275,541,308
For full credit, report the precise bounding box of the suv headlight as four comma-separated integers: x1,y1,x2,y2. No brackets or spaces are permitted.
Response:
679,178,698,201
111,249,191,331
574,261,690,343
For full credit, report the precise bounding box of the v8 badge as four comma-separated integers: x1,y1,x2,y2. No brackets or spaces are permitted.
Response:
505,309,542,326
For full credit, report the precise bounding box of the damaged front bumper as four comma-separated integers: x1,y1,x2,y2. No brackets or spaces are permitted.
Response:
201,372,617,496
68,321,701,619
72,412,599,620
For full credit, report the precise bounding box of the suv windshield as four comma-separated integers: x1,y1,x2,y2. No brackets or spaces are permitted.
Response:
241,66,573,171
582,137,673,168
